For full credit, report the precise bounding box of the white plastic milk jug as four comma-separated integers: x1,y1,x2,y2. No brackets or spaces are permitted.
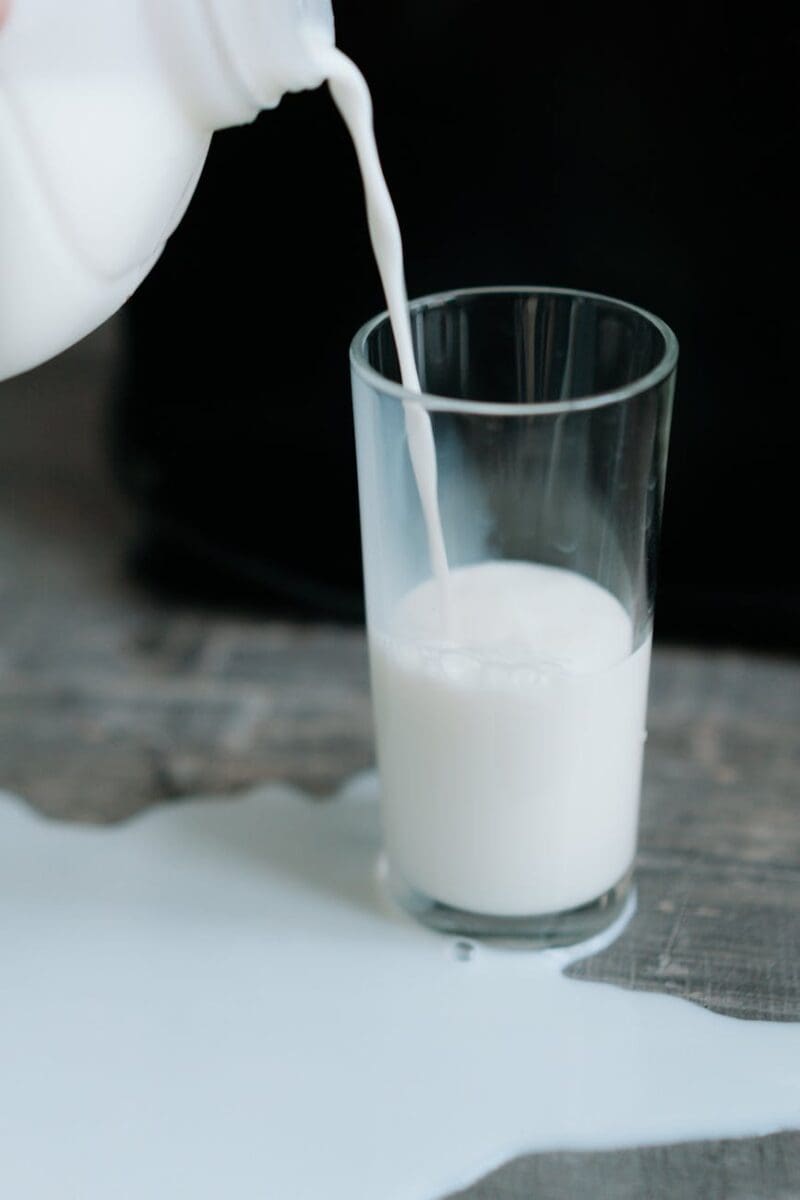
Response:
0,0,334,381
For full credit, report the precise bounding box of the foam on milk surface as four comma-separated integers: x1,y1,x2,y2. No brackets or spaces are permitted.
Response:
389,560,633,668
371,563,651,915
0,781,798,1200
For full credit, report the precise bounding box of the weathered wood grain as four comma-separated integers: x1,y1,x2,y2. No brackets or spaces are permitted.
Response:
1,325,798,1198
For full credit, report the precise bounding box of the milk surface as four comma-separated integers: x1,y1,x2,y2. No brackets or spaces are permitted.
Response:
371,562,651,915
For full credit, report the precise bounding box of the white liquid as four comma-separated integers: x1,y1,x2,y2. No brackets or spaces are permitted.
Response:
371,562,651,915
0,780,798,1200
307,38,450,616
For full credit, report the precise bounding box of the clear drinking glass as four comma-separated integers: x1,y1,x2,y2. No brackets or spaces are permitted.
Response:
351,287,677,945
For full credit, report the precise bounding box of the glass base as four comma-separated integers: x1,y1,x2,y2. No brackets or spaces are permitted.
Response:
387,866,634,949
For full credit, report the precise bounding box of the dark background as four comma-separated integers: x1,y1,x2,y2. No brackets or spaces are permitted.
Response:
113,2,798,648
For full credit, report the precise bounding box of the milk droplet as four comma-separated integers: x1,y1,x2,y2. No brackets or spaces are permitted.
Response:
452,939,477,963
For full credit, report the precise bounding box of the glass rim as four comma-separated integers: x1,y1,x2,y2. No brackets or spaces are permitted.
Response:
350,285,679,416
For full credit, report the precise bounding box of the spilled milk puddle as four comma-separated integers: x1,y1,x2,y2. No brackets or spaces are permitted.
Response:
0,774,797,1199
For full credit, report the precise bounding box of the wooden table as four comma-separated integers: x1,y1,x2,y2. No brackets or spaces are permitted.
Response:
1,327,798,1197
